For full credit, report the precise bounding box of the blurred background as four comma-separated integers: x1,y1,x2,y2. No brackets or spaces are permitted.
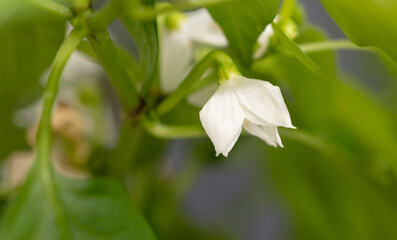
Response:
1,0,397,239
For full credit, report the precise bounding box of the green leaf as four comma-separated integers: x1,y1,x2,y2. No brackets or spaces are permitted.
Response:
271,23,327,79
330,81,397,174
0,6,65,161
207,0,280,65
0,170,156,240
264,138,397,240
319,0,397,63
122,0,159,95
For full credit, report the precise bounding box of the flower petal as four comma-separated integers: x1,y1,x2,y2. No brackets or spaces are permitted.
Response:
160,27,193,93
231,75,295,128
199,83,244,157
185,9,228,47
244,121,283,148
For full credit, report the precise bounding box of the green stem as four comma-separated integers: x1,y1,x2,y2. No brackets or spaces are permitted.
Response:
156,51,237,115
143,117,205,139
88,30,141,112
108,122,143,179
132,0,233,20
280,0,295,20
36,28,86,240
87,1,120,32
29,0,73,20
72,0,90,12
299,40,369,53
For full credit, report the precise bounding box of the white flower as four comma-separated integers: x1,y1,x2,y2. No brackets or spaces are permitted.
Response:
160,9,227,93
199,74,295,157
253,23,275,60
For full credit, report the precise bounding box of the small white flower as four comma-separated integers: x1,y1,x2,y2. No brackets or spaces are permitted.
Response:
160,9,227,93
199,74,295,157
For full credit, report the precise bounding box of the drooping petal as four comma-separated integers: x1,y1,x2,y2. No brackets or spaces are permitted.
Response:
244,121,283,148
230,75,295,128
160,26,193,93
199,83,244,157
185,9,228,47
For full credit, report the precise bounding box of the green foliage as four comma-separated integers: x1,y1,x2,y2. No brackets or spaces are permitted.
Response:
207,0,280,65
271,23,327,79
266,139,397,240
122,0,159,94
0,169,156,240
0,6,64,161
319,0,397,63
2,0,397,239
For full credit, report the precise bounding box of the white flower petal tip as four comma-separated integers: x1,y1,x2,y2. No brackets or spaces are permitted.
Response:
199,84,244,158
200,75,295,156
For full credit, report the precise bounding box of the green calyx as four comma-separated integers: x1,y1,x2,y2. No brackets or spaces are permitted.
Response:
214,52,241,83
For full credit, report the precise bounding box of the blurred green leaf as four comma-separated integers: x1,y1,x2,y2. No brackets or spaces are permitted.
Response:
207,0,280,65
0,169,156,240
0,7,65,161
272,23,327,79
319,0,397,63
330,81,397,175
264,138,397,240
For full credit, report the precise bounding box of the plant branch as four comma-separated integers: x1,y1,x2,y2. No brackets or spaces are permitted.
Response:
132,0,234,20
35,28,86,240
280,0,295,21
143,116,205,139
29,0,73,20
88,30,141,112
87,0,121,32
299,40,372,53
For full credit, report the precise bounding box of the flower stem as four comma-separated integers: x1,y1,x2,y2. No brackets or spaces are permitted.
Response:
88,30,141,112
28,0,73,20
87,1,121,32
280,0,295,20
143,118,206,139
35,28,86,240
156,51,237,115
299,40,371,53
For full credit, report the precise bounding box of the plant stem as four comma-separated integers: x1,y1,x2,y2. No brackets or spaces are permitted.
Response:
143,117,205,139
36,28,86,240
132,0,233,20
108,122,143,179
87,1,120,32
88,30,141,112
156,51,237,115
29,0,73,20
299,40,369,53
280,0,295,20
